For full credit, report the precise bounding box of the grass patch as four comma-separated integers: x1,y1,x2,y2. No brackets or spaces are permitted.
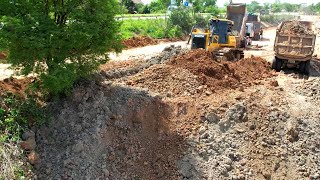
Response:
0,89,47,179
0,142,33,179
0,93,47,143
116,13,164,18
120,19,181,40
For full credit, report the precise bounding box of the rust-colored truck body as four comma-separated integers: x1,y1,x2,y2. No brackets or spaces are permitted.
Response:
272,21,316,74
227,3,247,47
274,21,316,61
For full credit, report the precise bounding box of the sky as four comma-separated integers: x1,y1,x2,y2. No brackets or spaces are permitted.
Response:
140,0,318,7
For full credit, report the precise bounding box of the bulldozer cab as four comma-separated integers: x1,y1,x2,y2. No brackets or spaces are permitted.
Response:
209,19,233,44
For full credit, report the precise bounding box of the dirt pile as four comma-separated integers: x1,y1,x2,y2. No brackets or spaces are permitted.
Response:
280,21,314,35
294,78,320,101
101,45,184,79
126,49,274,96
168,49,273,90
122,36,159,49
126,64,201,96
178,82,320,179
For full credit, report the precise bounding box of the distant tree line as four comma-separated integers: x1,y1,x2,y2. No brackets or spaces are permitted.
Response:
119,0,218,14
246,1,320,14
120,0,320,14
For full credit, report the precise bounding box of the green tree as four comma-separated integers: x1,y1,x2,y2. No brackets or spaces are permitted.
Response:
191,0,217,13
149,0,170,13
272,2,283,13
247,1,262,13
0,0,122,95
263,2,271,10
282,3,299,12
121,0,138,14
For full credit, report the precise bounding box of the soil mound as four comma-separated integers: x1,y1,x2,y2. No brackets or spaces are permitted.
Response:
167,49,273,91
122,36,159,48
125,49,273,96
127,64,201,96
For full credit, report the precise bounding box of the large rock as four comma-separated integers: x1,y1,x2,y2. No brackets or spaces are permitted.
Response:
20,137,37,151
28,150,40,165
177,159,193,178
205,112,220,124
225,103,247,123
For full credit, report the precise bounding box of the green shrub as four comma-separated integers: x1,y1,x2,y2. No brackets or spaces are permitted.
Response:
167,7,195,34
0,93,47,142
0,0,122,96
120,19,171,39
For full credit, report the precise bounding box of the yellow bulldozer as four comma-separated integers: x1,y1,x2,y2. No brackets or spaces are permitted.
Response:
188,3,248,61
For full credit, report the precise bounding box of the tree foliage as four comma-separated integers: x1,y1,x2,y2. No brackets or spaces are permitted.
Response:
0,0,122,95
303,3,320,14
188,0,218,13
247,1,262,13
148,0,218,13
149,0,170,13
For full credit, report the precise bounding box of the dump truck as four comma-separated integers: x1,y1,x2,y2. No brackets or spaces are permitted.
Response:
272,20,316,74
188,3,247,61
227,3,248,47
246,14,261,40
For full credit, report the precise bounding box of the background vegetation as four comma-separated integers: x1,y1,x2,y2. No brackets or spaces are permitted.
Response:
119,0,320,15
120,7,211,40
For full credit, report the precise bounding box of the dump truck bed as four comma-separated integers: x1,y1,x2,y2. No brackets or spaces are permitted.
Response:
227,3,247,42
274,21,316,61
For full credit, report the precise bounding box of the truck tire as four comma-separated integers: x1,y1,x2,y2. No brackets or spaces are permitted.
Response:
272,57,282,72
300,60,310,75
305,60,310,75
240,39,246,48
253,34,260,40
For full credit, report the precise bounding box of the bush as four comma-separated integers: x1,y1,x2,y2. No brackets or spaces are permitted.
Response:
260,15,296,24
120,8,212,39
0,93,46,142
167,7,195,34
121,19,166,39
167,7,211,35
0,0,123,96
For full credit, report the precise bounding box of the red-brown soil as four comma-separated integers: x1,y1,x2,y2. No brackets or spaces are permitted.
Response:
122,36,159,48
126,49,274,96
0,77,34,97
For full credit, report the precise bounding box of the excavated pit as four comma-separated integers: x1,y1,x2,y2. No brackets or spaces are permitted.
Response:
35,80,187,179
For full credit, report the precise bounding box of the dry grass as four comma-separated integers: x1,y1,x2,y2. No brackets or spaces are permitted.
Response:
0,141,25,179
